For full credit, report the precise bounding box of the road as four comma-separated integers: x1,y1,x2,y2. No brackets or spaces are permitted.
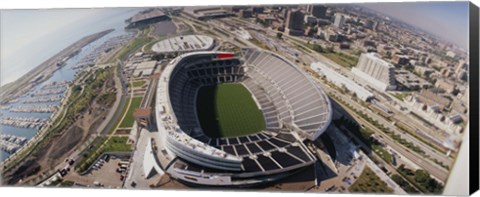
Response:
176,14,257,49
328,88,449,182
75,61,129,164
33,61,129,186
179,14,451,181
231,16,455,157
324,83,452,167
231,18,455,170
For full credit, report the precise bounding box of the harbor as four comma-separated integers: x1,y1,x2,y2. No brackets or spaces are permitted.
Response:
0,134,28,154
9,105,58,113
41,81,70,90
30,88,66,97
73,32,136,70
0,117,46,129
9,95,64,104
0,9,141,163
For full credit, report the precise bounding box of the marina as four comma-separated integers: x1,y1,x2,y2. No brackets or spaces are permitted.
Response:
9,105,58,113
9,94,63,104
0,134,28,154
73,32,136,70
0,8,143,163
30,88,66,97
0,117,46,129
41,81,70,90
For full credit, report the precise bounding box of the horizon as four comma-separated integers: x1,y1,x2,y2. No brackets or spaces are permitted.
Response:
359,1,469,50
1,3,471,86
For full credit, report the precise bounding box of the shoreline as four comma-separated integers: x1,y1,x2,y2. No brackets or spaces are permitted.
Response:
0,28,116,165
0,29,115,105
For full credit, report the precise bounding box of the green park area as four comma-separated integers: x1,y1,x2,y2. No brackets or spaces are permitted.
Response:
349,166,393,194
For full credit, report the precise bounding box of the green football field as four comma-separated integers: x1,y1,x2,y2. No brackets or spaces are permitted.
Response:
196,83,266,138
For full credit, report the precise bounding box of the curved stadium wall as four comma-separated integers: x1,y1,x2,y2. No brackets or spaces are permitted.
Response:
156,48,332,186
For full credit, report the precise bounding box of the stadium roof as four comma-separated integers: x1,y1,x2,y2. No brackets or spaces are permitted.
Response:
152,35,214,53
131,10,166,23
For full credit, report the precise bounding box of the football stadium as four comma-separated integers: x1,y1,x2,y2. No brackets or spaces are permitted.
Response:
155,48,332,186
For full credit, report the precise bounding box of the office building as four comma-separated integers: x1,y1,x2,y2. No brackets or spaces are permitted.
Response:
306,5,327,18
285,9,305,36
333,13,345,28
352,53,396,91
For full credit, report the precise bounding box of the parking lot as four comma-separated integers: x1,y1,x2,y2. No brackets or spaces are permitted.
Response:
63,156,130,188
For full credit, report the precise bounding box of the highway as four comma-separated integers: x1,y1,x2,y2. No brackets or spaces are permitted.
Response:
290,42,454,165
304,59,454,167
229,17,456,159
176,14,258,49
210,16,452,171
233,18,456,169
318,79,449,182
179,13,451,183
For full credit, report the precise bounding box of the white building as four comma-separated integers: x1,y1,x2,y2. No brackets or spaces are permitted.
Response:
311,62,374,101
446,51,456,58
333,13,345,28
352,53,396,91
151,35,215,53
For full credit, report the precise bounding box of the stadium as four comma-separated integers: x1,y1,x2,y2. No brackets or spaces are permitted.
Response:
155,48,332,186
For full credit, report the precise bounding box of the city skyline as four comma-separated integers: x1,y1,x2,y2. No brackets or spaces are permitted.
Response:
360,1,469,49
0,4,474,194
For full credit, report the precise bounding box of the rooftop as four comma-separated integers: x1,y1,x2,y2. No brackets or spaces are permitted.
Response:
131,10,166,23
151,35,214,53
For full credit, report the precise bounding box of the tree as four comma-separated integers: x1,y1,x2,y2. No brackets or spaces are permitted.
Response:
276,32,283,39
414,169,430,183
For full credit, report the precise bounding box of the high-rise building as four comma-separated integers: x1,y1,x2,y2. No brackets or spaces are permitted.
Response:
239,9,253,18
455,60,469,82
455,60,468,74
306,5,327,19
304,15,317,25
364,19,375,29
252,6,264,14
352,53,397,91
285,9,305,36
333,13,345,28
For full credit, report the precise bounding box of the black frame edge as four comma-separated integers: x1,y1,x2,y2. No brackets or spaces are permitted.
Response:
469,1,480,196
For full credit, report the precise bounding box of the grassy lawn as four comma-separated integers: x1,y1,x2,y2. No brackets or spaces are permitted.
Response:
391,92,410,101
249,37,269,50
60,180,75,187
143,40,158,52
196,83,265,138
349,166,394,194
397,164,444,194
391,174,420,193
322,52,359,68
372,144,393,164
119,97,143,128
117,35,153,61
75,136,132,172
128,80,146,88
102,136,132,152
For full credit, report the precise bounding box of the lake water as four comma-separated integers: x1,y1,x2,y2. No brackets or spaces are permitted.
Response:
0,7,145,162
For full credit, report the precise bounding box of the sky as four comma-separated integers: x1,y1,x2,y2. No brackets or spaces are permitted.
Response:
0,8,138,85
360,1,470,49
0,9,107,85
0,2,470,85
